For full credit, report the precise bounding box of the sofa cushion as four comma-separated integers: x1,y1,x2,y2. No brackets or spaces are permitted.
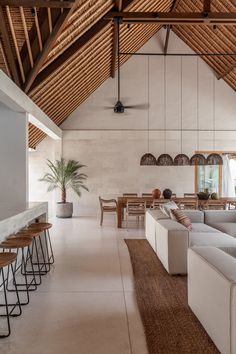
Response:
147,210,169,220
191,223,221,233
207,223,236,238
189,232,236,248
204,210,236,224
184,210,204,223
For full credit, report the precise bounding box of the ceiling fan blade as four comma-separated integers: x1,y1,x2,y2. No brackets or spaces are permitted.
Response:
124,103,149,110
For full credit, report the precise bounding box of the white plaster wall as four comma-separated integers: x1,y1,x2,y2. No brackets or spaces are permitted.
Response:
29,29,236,216
0,103,27,204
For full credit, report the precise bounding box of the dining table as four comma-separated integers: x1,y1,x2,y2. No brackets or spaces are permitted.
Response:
116,196,236,228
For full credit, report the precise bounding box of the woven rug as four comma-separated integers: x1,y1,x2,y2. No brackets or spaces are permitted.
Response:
125,239,219,354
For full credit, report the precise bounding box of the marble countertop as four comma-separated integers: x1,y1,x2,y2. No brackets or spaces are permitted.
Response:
0,202,48,241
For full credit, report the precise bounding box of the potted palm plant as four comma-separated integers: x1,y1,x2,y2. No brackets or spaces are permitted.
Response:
40,158,88,218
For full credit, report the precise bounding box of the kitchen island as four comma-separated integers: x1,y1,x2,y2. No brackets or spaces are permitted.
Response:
0,202,48,241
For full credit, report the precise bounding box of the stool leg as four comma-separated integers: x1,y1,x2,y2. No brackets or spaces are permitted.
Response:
46,230,55,265
0,268,10,338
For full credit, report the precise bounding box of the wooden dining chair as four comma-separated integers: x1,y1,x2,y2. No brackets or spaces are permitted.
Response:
99,197,117,226
126,199,146,227
123,193,138,197
142,193,152,197
171,193,177,198
203,200,227,210
175,198,198,210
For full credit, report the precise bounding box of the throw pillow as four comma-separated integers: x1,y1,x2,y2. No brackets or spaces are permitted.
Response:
160,201,178,217
171,209,192,231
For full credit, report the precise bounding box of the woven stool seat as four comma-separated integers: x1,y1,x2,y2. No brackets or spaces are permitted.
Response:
29,222,52,230
0,252,17,268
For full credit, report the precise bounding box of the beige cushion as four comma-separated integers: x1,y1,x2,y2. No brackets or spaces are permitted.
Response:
207,222,236,238
191,223,221,233
189,232,236,248
184,210,204,223
204,210,236,224
147,210,169,220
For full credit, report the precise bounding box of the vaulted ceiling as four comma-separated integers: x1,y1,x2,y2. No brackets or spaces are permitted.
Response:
0,0,235,148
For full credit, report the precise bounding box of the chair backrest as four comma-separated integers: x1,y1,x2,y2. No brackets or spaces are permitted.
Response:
204,200,227,210
184,193,197,198
171,193,177,198
99,196,117,210
152,199,169,209
126,199,146,215
142,193,152,197
175,198,198,210
123,193,138,197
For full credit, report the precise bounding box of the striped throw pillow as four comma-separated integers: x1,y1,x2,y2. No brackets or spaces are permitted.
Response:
171,209,192,231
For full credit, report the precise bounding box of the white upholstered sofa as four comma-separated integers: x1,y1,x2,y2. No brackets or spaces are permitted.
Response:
145,209,236,275
188,246,236,354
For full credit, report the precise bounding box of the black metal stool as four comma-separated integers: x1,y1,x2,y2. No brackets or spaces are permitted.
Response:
0,238,37,306
29,223,54,268
0,252,21,338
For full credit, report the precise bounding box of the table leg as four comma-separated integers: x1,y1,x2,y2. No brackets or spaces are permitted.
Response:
117,205,122,228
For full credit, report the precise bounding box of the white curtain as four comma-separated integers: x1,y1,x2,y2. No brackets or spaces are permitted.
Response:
222,155,235,197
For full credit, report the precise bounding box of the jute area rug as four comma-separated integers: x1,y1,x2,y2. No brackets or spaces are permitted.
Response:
125,239,219,354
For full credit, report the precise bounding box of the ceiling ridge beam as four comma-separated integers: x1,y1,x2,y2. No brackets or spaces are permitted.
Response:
24,0,79,93
0,1,75,8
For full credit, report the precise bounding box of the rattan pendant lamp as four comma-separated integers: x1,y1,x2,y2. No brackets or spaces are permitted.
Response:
140,56,156,166
157,57,173,166
190,58,206,166
206,73,223,166
174,56,190,166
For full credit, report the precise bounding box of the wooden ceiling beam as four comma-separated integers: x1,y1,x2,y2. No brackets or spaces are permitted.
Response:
110,19,118,78
28,0,138,92
0,6,21,85
114,0,122,11
24,1,79,93
104,12,236,25
163,0,181,55
218,62,236,79
203,0,211,13
0,0,75,8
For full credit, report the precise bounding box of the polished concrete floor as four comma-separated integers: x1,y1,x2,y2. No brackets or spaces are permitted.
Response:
0,216,148,354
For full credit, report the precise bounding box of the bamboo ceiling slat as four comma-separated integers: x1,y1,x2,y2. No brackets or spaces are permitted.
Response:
1,0,236,147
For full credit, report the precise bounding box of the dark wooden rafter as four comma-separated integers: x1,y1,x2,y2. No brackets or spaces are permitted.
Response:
0,6,21,85
29,0,136,92
0,38,11,77
110,0,122,78
163,0,180,55
0,0,75,8
23,0,79,93
203,0,211,13
104,12,236,25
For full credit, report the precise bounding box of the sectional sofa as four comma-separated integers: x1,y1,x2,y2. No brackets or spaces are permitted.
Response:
145,209,236,354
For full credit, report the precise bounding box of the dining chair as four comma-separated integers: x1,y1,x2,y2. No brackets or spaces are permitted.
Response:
171,193,177,198
203,200,227,210
126,199,146,227
142,193,152,197
175,198,198,210
152,199,170,209
99,197,117,226
123,193,138,197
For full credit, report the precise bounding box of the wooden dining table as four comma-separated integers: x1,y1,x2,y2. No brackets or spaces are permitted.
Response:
116,196,236,228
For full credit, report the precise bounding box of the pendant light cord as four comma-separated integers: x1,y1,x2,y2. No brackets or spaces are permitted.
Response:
117,19,121,102
197,57,199,151
181,56,183,154
147,55,150,152
213,72,216,151
164,56,167,153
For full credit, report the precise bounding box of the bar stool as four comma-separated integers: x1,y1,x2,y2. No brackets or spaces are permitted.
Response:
28,223,54,267
0,237,37,306
12,228,48,283
0,252,21,338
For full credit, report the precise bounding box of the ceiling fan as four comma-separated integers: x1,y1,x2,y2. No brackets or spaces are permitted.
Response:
104,18,148,114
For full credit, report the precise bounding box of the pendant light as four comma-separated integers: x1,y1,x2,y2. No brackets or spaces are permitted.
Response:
157,57,173,166
206,73,223,166
190,58,206,166
174,56,190,166
140,56,156,166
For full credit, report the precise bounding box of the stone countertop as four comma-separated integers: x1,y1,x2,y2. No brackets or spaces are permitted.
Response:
0,202,48,241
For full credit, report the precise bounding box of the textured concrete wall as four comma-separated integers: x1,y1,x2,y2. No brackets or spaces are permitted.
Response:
29,29,236,216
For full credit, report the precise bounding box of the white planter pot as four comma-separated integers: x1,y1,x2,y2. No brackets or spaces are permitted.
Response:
56,202,73,218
